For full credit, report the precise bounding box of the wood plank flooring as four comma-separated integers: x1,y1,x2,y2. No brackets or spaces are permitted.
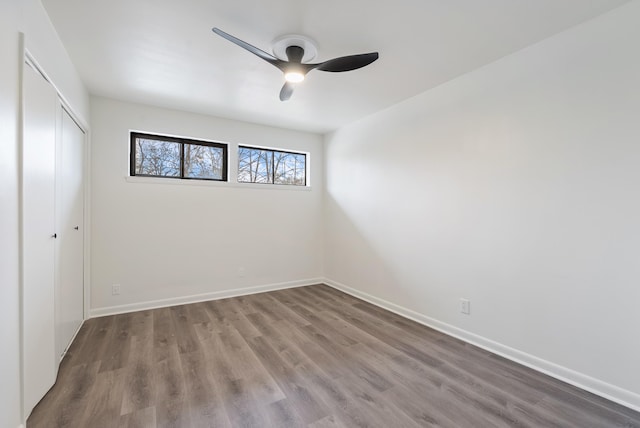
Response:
28,284,640,427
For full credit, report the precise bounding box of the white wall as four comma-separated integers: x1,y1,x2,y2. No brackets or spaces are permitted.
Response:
324,1,640,409
23,0,89,125
90,97,324,314
0,1,25,427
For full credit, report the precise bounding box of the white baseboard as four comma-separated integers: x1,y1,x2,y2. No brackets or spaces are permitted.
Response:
323,278,640,413
89,278,323,318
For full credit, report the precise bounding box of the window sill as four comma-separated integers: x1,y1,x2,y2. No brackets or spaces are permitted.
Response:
125,176,312,191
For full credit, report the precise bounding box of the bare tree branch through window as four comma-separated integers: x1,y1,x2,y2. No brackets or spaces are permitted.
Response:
238,146,306,186
130,133,227,181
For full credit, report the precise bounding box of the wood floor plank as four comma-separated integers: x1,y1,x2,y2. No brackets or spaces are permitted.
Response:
155,399,191,428
169,305,200,355
233,295,258,317
153,342,192,428
379,385,459,428
276,287,326,313
307,415,347,428
185,302,212,325
263,294,312,329
209,298,242,325
201,299,226,328
226,300,263,339
322,301,558,427
58,317,93,370
293,361,388,428
128,309,154,340
273,319,348,380
290,286,337,313
299,323,395,392
325,301,446,369
119,406,156,428
99,314,134,373
335,371,424,428
120,335,156,415
204,331,267,427
29,361,101,428
246,335,329,424
265,398,307,428
282,303,358,347
218,326,286,405
179,347,229,427
245,311,299,355
78,368,127,427
69,316,115,366
28,285,640,428
154,345,186,406
152,308,177,364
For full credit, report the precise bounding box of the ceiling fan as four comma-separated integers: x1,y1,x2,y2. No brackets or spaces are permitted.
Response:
212,27,379,101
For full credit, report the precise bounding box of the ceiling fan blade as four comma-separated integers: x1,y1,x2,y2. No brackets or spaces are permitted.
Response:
212,28,285,70
314,52,379,72
279,82,295,101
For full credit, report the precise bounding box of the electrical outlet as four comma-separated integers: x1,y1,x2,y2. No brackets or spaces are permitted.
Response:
238,267,246,278
460,298,470,315
112,284,121,295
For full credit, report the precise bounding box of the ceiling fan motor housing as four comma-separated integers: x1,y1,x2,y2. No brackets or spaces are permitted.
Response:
272,34,318,62
285,45,305,63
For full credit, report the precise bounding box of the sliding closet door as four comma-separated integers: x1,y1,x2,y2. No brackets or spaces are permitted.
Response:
55,109,85,359
22,62,57,416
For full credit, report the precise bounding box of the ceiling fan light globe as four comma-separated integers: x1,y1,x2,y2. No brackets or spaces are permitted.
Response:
284,71,305,83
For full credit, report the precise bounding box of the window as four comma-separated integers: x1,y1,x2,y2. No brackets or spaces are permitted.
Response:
130,132,227,181
237,146,306,186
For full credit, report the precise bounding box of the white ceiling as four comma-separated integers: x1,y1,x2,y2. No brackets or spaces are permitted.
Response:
42,0,628,134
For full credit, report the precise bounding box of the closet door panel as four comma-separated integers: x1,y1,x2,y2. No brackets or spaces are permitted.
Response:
22,62,57,417
55,109,85,359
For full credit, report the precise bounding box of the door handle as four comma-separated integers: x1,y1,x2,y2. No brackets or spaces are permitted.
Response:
74,226,79,230
52,233,57,239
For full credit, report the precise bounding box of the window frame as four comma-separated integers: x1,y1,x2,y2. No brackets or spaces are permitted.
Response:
237,145,307,187
130,132,228,182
